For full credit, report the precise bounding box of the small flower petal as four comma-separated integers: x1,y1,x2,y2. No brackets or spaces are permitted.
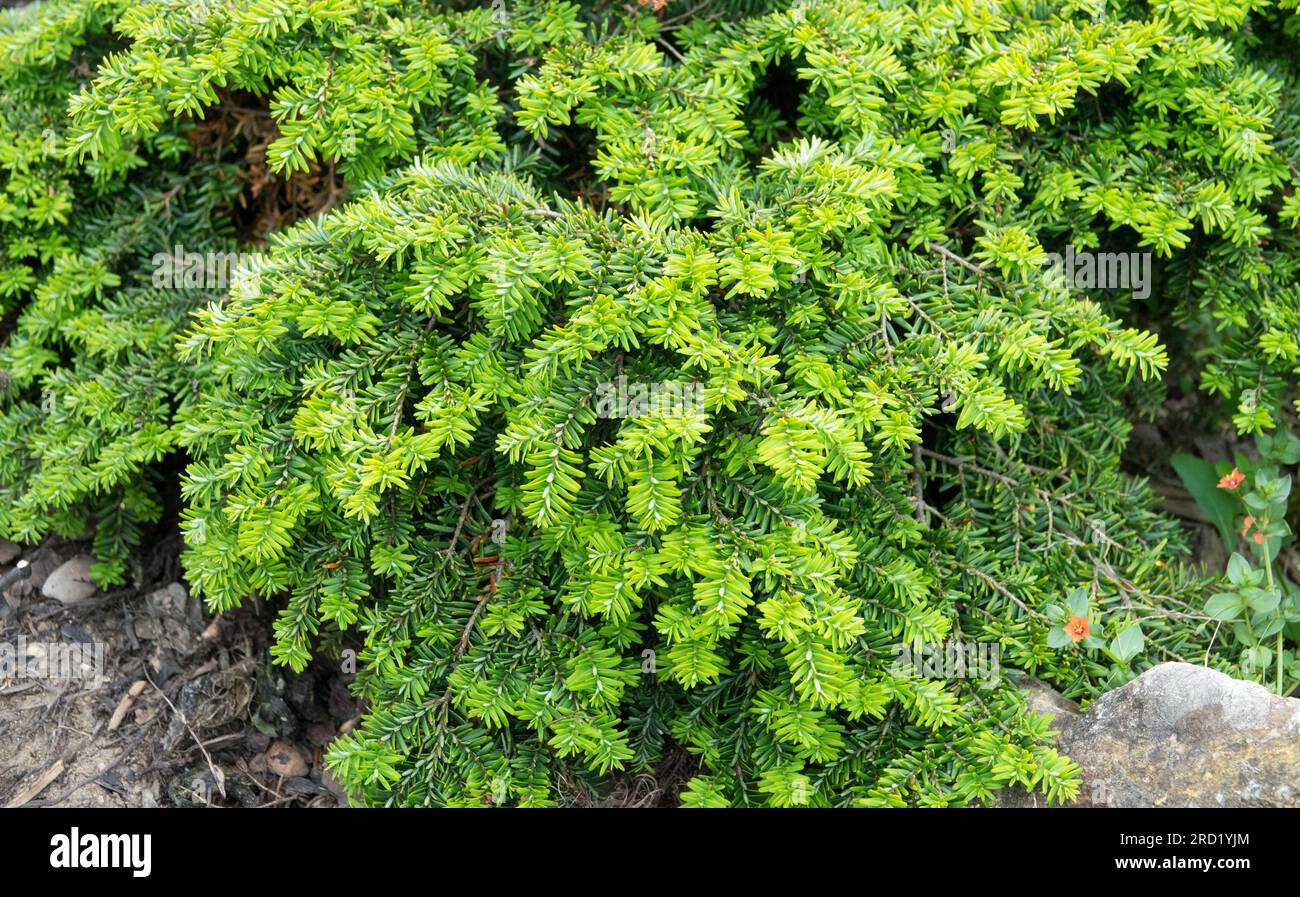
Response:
1063,615,1090,643
1217,467,1245,490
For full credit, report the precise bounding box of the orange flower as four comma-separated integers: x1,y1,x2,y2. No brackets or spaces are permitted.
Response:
1063,615,1090,643
1241,515,1255,539
1217,467,1245,490
1253,531,1264,545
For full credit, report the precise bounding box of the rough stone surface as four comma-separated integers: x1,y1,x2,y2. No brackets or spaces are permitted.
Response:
999,663,1300,807
264,741,310,778
0,539,19,565
40,555,99,605
146,582,189,614
1006,671,1080,737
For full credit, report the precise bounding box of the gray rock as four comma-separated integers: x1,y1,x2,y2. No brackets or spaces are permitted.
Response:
265,741,310,778
1006,671,1079,736
0,539,20,565
41,555,99,605
1000,663,1300,807
132,617,162,641
145,582,188,615
139,582,203,654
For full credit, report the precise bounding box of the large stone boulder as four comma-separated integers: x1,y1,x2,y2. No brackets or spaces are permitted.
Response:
1000,662,1300,807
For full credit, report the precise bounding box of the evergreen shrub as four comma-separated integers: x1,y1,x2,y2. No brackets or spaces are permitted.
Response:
2,0,1299,806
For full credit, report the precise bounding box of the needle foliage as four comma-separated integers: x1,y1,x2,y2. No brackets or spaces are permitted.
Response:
3,0,1300,806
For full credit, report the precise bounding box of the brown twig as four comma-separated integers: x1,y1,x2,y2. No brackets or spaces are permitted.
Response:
925,240,987,277
911,442,928,524
456,515,513,655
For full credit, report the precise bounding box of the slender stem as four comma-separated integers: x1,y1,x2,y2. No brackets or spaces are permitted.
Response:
1278,629,1285,697
1262,543,1283,696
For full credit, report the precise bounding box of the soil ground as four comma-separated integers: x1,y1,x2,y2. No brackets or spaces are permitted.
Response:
0,536,356,808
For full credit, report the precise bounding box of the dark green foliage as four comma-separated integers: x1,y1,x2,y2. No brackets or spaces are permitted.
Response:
1,3,244,581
